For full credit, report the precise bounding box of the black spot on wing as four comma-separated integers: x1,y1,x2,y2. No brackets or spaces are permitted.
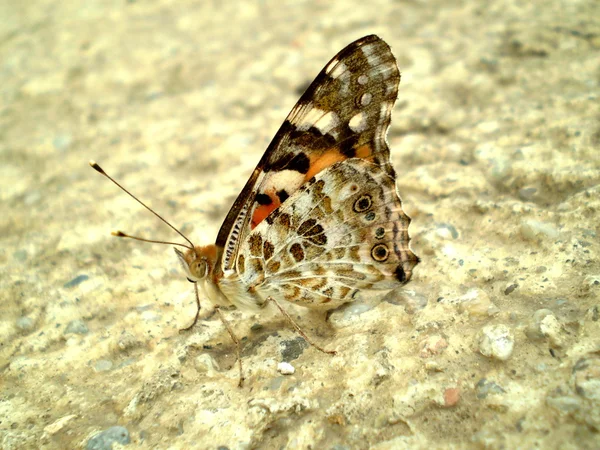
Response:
290,125,337,149
394,265,407,283
289,242,305,262
270,151,310,174
339,132,359,157
276,189,290,203
263,240,274,260
256,193,272,205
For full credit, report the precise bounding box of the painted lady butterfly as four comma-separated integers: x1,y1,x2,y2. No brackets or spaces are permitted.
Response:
92,35,419,385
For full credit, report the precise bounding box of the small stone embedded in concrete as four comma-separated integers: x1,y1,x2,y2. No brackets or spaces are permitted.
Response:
277,362,295,375
44,414,77,435
539,314,565,347
584,275,600,287
13,249,28,261
194,353,221,376
518,187,538,201
94,360,113,372
63,274,89,288
504,283,518,295
86,426,130,450
526,309,565,347
520,219,559,240
572,356,600,402
280,337,309,362
443,388,460,407
64,319,89,335
476,378,506,399
455,288,499,316
117,332,141,352
526,309,554,337
546,395,582,414
585,305,599,322
477,324,514,361
419,335,448,358
16,316,35,331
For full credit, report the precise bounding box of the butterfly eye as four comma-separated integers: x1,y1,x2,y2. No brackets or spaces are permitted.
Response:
191,260,207,278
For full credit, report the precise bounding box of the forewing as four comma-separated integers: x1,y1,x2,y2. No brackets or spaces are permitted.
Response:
216,35,401,273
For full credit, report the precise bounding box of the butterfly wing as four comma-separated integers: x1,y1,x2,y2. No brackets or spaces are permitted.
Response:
216,35,401,274
235,158,419,309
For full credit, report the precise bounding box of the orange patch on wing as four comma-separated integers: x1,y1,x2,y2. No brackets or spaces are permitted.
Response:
354,144,372,158
251,192,281,229
305,148,346,181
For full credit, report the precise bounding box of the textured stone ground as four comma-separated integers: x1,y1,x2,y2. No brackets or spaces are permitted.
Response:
1,0,599,449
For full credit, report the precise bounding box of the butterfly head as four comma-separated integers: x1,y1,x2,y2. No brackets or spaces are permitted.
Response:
174,245,217,282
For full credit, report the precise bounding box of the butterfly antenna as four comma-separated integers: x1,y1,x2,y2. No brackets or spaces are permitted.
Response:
89,160,195,250
110,231,192,249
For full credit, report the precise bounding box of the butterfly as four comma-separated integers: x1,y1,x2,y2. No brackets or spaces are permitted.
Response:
92,34,419,386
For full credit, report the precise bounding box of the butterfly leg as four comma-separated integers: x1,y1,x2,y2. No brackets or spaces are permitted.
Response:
179,282,202,332
214,306,245,387
265,296,337,356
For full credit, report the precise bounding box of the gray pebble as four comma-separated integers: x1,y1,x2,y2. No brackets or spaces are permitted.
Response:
572,357,600,401
94,360,113,372
64,274,89,288
518,187,538,201
504,284,518,295
86,426,130,450
16,316,35,331
13,249,28,262
546,395,582,414
280,337,308,362
65,319,89,335
476,378,506,399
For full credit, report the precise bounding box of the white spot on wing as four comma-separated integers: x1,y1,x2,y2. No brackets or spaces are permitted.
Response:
263,169,304,194
314,111,340,134
358,74,369,85
294,108,339,135
329,61,348,80
360,92,372,106
385,80,396,96
376,63,395,81
361,43,381,66
325,60,351,94
349,111,368,133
